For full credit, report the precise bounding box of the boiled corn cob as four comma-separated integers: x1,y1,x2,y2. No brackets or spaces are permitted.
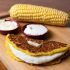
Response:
9,4,69,26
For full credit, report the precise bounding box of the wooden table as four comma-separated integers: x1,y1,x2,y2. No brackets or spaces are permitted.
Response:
0,61,7,70
0,0,70,70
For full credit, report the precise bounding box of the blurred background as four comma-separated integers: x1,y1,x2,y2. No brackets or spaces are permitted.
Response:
0,0,70,13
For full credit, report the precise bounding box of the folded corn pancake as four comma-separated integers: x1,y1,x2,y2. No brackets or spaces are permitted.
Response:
5,34,70,64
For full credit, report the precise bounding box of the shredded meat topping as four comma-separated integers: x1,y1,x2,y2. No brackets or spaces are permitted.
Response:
9,34,67,53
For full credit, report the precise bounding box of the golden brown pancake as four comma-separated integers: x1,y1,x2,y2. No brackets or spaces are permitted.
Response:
5,34,70,65
8,34,69,56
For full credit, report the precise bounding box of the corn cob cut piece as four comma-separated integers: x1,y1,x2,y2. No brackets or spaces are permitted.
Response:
9,4,69,26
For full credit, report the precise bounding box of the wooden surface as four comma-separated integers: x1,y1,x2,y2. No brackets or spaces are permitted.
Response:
0,61,7,70
0,0,70,70
0,23,70,70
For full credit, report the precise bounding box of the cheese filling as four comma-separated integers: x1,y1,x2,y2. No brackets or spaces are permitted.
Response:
0,20,18,30
24,24,48,36
8,43,65,64
27,40,41,47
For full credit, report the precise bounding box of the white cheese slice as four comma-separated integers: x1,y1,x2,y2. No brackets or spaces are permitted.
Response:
8,43,65,64
24,24,48,36
27,40,41,47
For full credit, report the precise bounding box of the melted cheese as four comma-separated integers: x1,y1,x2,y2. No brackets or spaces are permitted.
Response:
27,40,41,47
